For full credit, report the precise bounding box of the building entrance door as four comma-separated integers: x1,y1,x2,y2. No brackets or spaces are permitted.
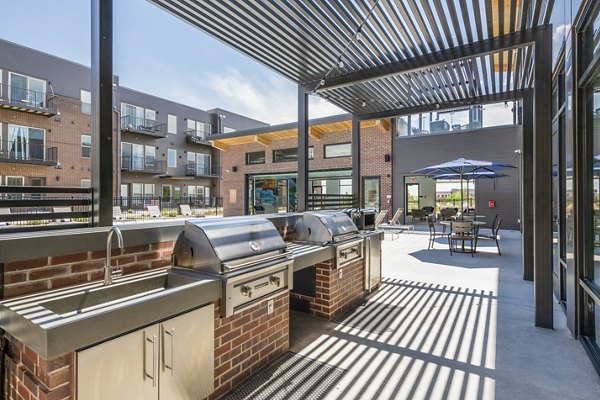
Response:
406,183,420,214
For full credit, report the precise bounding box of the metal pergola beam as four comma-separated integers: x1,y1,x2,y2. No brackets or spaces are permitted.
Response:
312,27,543,93
351,116,361,206
356,90,529,121
91,0,113,226
533,27,553,329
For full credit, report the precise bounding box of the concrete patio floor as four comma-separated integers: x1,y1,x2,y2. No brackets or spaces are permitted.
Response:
227,229,600,399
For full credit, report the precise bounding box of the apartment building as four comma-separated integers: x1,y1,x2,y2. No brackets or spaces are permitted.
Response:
0,39,266,200
213,115,393,217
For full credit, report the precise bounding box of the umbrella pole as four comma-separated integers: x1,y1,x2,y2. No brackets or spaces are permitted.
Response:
460,173,464,221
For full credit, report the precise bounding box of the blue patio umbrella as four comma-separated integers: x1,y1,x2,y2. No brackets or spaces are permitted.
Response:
413,158,515,212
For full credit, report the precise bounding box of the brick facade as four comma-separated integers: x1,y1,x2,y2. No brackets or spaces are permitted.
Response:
291,257,365,320
211,294,289,399
220,121,392,218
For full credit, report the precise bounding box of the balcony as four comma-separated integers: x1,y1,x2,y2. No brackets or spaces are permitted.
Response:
0,140,58,166
121,156,167,174
185,162,221,177
121,115,166,137
186,129,212,146
0,83,58,116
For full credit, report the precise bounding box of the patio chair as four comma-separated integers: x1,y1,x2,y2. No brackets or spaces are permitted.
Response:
427,217,446,250
147,205,161,218
477,218,503,255
448,221,478,257
440,208,457,221
179,204,193,217
112,206,124,220
53,206,72,222
411,209,427,221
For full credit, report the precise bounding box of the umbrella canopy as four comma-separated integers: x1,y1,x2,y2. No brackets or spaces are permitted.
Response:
413,158,515,214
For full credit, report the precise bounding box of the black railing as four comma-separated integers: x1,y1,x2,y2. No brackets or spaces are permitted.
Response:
186,129,212,145
121,115,166,137
0,140,58,165
185,162,221,177
121,156,167,174
307,193,357,210
0,83,58,115
113,196,222,219
0,186,92,233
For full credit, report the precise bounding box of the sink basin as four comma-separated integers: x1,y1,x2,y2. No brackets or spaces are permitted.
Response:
40,270,200,316
0,267,221,358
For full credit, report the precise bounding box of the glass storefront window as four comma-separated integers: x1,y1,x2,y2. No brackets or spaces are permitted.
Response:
593,77,600,286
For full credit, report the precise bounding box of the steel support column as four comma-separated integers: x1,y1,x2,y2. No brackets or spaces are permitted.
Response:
297,86,309,212
91,0,114,226
533,27,553,328
522,92,534,281
351,116,361,208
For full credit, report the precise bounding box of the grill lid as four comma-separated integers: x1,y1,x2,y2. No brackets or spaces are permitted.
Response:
294,211,359,244
173,217,286,270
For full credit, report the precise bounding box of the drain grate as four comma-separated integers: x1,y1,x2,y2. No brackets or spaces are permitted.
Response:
331,302,402,334
222,352,346,400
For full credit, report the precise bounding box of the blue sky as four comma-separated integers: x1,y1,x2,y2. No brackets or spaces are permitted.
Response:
0,0,342,124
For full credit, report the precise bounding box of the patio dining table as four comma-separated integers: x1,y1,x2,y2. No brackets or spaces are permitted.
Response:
440,220,486,253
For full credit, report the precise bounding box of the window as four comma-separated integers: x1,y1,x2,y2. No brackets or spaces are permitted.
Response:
9,72,45,107
81,179,91,188
167,148,177,168
188,185,208,199
121,103,157,130
167,114,177,134
7,125,45,161
81,135,91,158
187,151,211,175
324,143,351,158
162,184,172,199
132,183,155,198
6,176,24,186
80,90,91,115
272,147,314,163
187,119,211,139
246,151,265,165
121,142,157,171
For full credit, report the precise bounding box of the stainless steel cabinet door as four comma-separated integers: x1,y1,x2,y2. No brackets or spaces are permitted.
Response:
77,324,160,400
159,304,214,400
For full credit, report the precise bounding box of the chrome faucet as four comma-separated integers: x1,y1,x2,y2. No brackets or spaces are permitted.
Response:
104,226,124,285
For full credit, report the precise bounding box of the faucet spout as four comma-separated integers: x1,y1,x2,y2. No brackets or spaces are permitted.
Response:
104,226,124,285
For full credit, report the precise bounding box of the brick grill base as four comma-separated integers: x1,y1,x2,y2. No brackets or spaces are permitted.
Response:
210,293,289,400
291,257,365,320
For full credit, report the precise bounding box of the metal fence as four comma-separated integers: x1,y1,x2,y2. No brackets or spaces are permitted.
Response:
0,186,92,233
307,193,357,210
113,196,223,220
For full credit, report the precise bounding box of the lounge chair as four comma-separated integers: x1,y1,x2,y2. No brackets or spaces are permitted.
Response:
0,208,11,226
53,206,72,222
147,205,161,218
379,208,414,238
380,208,403,227
179,204,193,217
113,206,124,220
373,210,387,229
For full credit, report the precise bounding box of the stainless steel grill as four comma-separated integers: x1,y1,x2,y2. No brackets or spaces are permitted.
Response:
294,211,364,269
173,217,293,317
341,208,376,231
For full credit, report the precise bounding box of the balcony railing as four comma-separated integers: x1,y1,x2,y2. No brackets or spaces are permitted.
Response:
185,162,221,177
113,196,222,219
121,156,167,174
0,140,58,166
121,115,166,137
185,129,212,146
0,83,58,116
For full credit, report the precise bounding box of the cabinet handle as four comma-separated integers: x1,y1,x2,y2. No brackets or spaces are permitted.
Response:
144,333,157,387
163,328,175,377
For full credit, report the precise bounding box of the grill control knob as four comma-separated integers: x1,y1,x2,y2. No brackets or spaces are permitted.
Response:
241,285,252,298
270,276,281,287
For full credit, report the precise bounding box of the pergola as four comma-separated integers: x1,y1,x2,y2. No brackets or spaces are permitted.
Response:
90,1,554,327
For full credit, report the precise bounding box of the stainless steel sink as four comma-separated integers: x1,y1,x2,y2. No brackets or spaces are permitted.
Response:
0,268,221,358
40,270,201,316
